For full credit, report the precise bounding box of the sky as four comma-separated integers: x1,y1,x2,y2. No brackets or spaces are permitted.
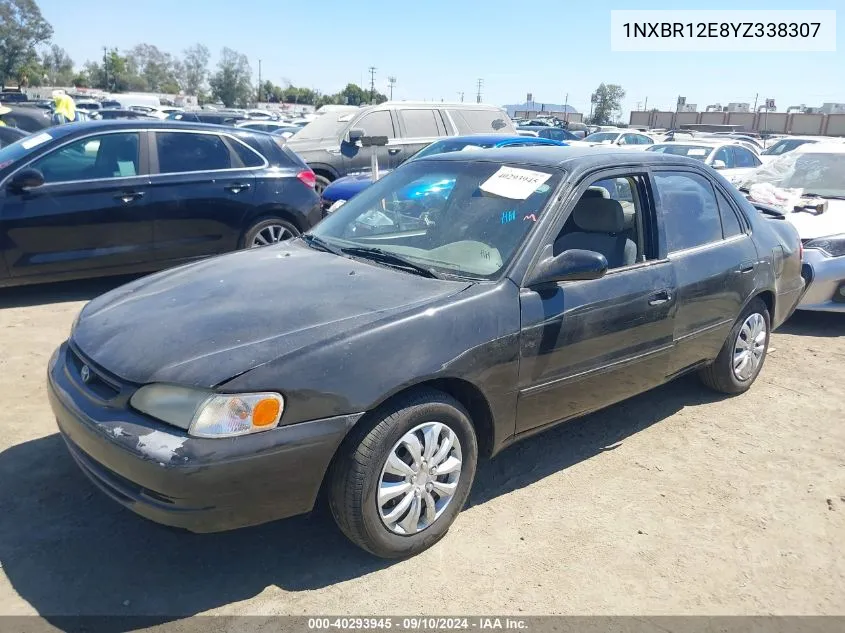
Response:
36,0,843,117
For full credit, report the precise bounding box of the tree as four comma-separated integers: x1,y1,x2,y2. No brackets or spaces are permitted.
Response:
591,83,626,125
209,47,252,107
0,0,53,89
128,43,182,93
182,44,209,96
41,44,74,85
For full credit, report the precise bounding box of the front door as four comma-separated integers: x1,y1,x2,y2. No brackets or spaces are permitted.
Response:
516,171,677,433
147,130,258,262
341,109,397,176
0,130,154,280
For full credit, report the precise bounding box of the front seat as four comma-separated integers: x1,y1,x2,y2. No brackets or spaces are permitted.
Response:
554,197,636,268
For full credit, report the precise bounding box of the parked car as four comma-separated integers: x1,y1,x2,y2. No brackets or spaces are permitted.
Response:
320,134,568,213
285,101,515,193
236,120,298,135
758,136,845,163
569,130,655,147
270,126,303,140
646,141,762,185
48,146,803,559
0,125,27,148
516,125,579,141
0,120,320,288
739,143,845,312
0,91,28,104
90,109,157,121
168,111,248,126
0,105,51,132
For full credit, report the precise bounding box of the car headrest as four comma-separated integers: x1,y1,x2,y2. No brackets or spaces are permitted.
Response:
583,186,611,199
572,197,626,233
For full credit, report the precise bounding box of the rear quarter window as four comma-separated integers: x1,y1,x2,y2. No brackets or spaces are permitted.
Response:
447,109,513,134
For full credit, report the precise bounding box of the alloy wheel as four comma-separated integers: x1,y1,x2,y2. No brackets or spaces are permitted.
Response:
250,224,295,247
733,312,767,381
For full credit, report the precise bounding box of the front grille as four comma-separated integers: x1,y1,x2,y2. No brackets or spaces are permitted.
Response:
67,346,121,400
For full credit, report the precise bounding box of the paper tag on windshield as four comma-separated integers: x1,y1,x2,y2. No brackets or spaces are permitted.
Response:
688,148,708,156
21,132,52,150
479,166,552,200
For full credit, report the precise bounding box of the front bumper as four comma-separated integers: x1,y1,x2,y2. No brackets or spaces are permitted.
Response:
47,342,362,533
797,248,845,313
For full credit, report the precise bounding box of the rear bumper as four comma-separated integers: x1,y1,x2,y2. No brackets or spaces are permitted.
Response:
797,249,845,313
48,343,362,532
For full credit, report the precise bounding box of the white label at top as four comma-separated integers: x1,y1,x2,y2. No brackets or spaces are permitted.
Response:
479,166,552,200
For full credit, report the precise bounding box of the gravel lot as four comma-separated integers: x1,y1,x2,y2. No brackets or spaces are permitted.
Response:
1,277,843,619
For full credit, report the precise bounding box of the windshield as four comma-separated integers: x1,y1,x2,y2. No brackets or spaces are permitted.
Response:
584,132,619,143
741,149,845,198
761,138,816,156
290,112,355,141
411,139,497,160
0,130,56,171
646,144,713,161
310,159,562,278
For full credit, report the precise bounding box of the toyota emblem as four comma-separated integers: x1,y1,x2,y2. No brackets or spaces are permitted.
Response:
80,365,91,383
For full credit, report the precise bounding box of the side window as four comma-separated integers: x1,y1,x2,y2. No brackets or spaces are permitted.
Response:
400,109,443,138
653,171,723,252
554,174,652,269
734,147,760,168
713,147,734,168
32,133,140,183
636,135,653,145
355,111,395,138
156,132,232,173
447,109,511,134
619,134,637,145
227,137,266,167
715,187,744,238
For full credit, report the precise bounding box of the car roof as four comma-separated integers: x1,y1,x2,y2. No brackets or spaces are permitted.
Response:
444,133,529,144
420,145,705,169
36,119,255,136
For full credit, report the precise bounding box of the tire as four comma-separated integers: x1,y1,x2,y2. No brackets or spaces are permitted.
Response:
240,217,300,249
699,297,770,394
328,388,478,559
314,174,332,196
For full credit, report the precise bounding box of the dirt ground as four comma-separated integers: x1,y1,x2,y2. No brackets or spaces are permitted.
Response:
0,276,843,620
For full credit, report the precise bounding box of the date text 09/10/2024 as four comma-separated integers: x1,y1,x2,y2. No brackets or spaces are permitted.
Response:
307,617,529,630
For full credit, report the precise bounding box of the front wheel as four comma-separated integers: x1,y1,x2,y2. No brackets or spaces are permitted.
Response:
699,297,770,394
328,389,478,559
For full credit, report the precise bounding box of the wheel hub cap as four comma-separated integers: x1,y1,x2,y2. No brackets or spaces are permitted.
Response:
377,422,463,535
733,312,767,381
250,224,294,247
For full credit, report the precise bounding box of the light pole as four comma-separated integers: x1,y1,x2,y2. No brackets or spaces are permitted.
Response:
387,76,396,100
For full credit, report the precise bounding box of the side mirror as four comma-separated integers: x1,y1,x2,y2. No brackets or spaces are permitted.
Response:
525,249,608,288
7,168,45,192
345,128,365,144
712,159,727,169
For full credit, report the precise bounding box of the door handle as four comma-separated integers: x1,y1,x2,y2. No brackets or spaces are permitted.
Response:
388,148,402,155
648,290,672,306
225,183,251,194
738,261,755,274
114,191,144,204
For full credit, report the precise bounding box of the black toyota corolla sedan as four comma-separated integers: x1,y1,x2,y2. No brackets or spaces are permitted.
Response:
48,146,805,558
0,120,320,287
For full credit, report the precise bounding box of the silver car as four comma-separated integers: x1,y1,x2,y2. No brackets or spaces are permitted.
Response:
740,144,845,312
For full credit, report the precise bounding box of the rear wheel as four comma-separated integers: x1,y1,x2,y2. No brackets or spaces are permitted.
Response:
314,174,332,196
699,297,770,394
241,217,300,249
328,389,478,559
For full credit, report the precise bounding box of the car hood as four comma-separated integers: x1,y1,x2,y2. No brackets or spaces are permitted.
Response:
322,172,385,202
72,242,471,388
783,199,845,240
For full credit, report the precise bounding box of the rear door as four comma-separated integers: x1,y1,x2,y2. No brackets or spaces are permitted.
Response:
393,108,448,167
147,130,260,262
651,169,759,376
0,130,154,280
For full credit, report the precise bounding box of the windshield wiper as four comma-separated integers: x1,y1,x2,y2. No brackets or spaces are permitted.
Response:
301,233,344,256
340,246,442,279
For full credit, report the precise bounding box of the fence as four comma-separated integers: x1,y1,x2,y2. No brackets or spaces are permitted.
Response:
629,110,845,136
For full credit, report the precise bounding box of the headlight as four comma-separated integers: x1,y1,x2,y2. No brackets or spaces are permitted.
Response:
130,384,284,438
803,234,845,258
